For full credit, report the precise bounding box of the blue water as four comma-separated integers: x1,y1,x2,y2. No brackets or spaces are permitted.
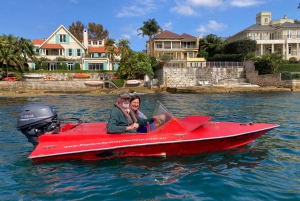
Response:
1,92,300,200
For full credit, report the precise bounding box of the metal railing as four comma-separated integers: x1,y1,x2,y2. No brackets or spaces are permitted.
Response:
206,61,244,67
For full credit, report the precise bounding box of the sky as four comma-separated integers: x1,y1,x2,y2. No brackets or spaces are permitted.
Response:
0,0,299,51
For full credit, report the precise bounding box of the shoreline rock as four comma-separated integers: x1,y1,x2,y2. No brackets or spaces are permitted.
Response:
0,86,299,97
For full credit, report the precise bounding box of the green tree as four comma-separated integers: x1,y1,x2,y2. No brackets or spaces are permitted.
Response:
0,34,26,75
88,23,109,39
104,38,116,62
199,34,223,58
137,19,162,56
69,21,109,40
199,34,222,51
17,37,36,62
69,21,86,40
254,52,283,74
117,39,131,59
197,50,209,59
118,51,153,79
224,39,257,61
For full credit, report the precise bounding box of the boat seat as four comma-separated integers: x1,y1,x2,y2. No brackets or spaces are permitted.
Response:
180,116,212,131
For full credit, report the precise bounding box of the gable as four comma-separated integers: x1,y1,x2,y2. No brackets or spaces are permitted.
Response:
40,25,87,50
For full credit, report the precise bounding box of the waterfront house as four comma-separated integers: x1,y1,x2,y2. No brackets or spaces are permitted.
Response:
224,12,300,60
146,30,206,68
30,25,118,71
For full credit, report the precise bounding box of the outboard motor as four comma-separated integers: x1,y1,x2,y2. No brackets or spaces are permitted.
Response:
17,104,59,148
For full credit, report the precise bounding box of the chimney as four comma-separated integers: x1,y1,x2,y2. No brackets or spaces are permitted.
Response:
283,15,287,19
83,29,88,48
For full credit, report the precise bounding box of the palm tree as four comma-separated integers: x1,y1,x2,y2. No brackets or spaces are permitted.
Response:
0,34,26,76
0,46,24,76
199,34,222,51
17,37,36,62
137,19,162,56
104,38,117,69
117,39,131,60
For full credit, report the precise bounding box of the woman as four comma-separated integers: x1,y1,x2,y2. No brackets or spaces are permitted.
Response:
130,95,153,132
130,95,147,119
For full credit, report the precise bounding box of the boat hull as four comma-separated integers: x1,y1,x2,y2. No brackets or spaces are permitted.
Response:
29,120,278,162
126,80,140,85
84,81,104,86
32,129,271,162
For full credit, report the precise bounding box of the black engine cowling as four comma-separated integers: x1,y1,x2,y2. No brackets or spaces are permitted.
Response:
17,104,59,148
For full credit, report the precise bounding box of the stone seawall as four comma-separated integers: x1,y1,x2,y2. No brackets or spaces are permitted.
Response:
0,80,105,92
155,66,245,87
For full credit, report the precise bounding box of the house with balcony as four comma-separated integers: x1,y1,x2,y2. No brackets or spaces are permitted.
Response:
224,12,300,60
146,30,206,67
30,25,119,71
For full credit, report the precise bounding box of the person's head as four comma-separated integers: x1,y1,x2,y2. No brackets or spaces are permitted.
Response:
130,95,141,112
118,91,131,109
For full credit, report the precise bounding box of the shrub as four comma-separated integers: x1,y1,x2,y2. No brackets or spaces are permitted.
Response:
75,63,81,70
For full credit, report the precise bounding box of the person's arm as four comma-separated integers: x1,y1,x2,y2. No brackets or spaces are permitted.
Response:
137,110,147,119
107,109,138,133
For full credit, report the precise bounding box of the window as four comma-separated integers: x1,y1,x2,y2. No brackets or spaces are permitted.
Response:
99,40,102,45
93,41,97,45
88,41,91,45
264,18,268,23
77,49,81,56
297,30,300,38
88,63,104,70
190,62,192,67
172,41,180,48
156,42,162,48
60,34,66,43
260,33,264,40
164,41,171,49
35,48,39,53
52,49,58,55
68,63,73,70
69,49,72,56
269,33,274,40
188,52,193,58
277,46,281,54
250,33,255,40
287,30,292,39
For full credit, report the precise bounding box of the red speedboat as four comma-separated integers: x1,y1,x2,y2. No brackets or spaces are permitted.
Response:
17,102,279,162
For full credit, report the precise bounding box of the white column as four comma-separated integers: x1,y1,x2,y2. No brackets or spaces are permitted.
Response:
297,43,299,56
286,42,289,57
260,44,263,56
271,44,274,53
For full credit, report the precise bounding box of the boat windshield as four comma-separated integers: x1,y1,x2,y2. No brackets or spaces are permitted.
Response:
151,100,174,128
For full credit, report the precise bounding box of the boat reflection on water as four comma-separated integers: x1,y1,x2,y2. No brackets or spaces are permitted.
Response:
107,145,268,185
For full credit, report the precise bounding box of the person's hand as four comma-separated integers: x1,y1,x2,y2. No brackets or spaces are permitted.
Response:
127,123,139,130
153,114,166,123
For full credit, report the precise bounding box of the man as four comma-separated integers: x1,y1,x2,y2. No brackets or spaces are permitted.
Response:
107,91,164,133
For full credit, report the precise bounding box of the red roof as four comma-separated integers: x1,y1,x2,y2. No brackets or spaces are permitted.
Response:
181,33,196,39
154,30,182,39
32,39,45,45
41,44,63,49
88,46,119,53
88,46,107,53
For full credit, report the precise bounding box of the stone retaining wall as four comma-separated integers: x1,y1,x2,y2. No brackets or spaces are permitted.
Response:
155,66,245,87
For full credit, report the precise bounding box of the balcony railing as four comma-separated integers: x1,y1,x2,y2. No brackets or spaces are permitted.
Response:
246,34,300,40
206,61,244,67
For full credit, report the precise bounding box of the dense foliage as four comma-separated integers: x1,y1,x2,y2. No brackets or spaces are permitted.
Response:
254,53,283,74
209,54,243,62
69,21,109,40
0,34,35,76
223,39,257,61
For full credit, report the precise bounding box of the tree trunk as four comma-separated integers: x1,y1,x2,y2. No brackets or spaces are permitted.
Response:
149,36,152,57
